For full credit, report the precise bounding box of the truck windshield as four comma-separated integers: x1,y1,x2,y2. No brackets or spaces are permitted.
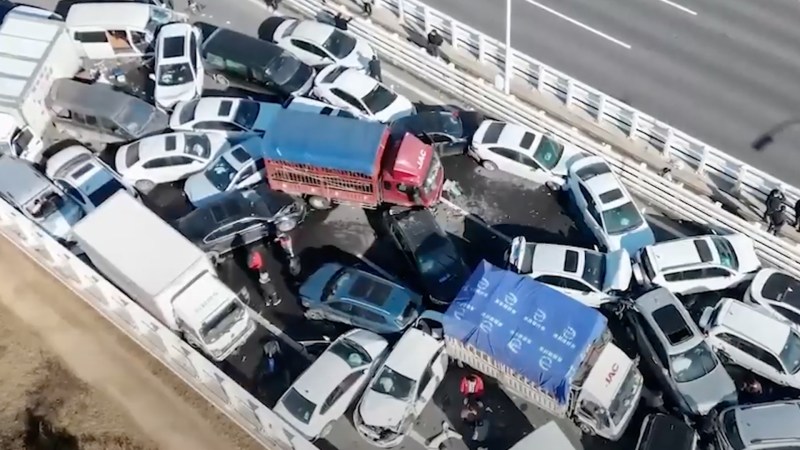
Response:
204,155,237,191
200,301,243,343
608,368,640,425
421,152,442,196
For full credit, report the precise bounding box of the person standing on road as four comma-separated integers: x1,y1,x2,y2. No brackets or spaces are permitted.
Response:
768,204,787,236
264,0,280,11
426,29,444,58
333,12,351,30
459,373,485,402
368,55,382,82
361,0,374,16
248,250,282,306
794,198,800,231
764,188,785,222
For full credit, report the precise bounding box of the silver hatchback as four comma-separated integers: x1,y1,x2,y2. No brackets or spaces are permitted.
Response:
628,288,737,416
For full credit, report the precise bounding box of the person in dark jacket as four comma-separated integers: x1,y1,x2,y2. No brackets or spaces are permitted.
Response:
765,188,785,221
795,198,800,231
333,12,351,30
426,29,444,58
368,55,382,82
361,0,374,16
768,204,787,235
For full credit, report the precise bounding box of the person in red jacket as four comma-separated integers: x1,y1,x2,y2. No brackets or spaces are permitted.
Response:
248,250,281,306
459,373,484,401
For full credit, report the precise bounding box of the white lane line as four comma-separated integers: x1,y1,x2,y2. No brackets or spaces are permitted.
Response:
656,0,698,15
521,0,632,49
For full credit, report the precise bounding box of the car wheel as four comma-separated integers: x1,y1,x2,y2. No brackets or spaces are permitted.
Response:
320,423,333,438
305,310,324,320
307,196,332,210
212,73,229,87
134,179,156,194
481,160,498,171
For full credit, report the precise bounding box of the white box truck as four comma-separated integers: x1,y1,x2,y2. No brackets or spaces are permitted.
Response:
0,9,81,163
73,191,256,361
417,261,643,441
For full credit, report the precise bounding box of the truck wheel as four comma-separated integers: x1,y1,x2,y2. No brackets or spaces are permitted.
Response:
308,196,332,210
481,160,498,171
578,423,594,435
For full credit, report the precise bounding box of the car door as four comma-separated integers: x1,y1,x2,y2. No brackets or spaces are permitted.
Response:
413,346,447,415
233,160,264,190
483,146,522,175
189,31,204,95
329,88,369,119
576,184,606,246
287,38,330,66
535,275,603,306
324,300,357,325
513,152,551,183
662,269,706,294
712,332,779,382
388,220,416,269
350,304,390,333
699,267,737,291
140,156,198,183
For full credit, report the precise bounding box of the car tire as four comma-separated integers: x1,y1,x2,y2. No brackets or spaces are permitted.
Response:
212,73,230,87
305,310,324,320
481,160,498,171
134,179,156,194
307,196,332,210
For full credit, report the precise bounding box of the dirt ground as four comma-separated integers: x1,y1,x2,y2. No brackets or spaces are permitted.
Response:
0,236,266,450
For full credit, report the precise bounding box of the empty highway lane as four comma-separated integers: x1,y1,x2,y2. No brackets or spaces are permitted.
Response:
424,0,800,184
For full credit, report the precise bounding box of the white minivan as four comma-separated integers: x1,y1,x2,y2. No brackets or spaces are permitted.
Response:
66,2,186,60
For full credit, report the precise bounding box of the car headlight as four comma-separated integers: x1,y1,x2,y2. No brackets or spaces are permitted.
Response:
275,218,297,233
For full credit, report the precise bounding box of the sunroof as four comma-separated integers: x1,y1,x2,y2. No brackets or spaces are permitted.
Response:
563,250,579,273
652,305,692,345
694,239,713,263
599,189,623,204
349,277,390,306
218,100,233,116
575,162,611,181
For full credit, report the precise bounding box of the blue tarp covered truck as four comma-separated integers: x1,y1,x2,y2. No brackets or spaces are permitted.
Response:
417,261,643,440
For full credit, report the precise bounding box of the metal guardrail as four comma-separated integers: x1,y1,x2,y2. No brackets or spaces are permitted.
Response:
371,0,800,212
0,201,316,450
286,0,800,280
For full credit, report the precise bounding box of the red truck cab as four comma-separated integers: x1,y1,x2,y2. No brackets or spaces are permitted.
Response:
262,110,443,210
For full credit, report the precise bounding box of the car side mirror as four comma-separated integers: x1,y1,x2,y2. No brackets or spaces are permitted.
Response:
698,307,714,329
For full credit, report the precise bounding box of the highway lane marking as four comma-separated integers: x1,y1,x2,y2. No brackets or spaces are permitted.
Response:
521,0,632,49
656,0,698,16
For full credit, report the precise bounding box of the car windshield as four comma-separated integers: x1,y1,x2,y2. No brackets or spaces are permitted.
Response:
158,62,193,86
329,338,372,368
780,331,800,374
711,236,739,270
87,178,125,206
178,99,199,124
533,135,565,170
581,251,607,291
602,201,644,235
265,55,300,84
281,388,316,424
116,102,154,135
233,101,260,129
204,155,238,191
669,341,719,383
370,366,415,400
24,191,63,220
608,369,640,425
199,301,243,342
184,134,212,158
418,241,457,279
322,29,357,59
721,410,746,450
323,268,352,302
362,83,396,114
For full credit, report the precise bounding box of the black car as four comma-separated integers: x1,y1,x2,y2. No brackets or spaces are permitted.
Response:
390,107,485,157
174,185,305,261
634,414,698,450
196,22,315,99
382,207,470,305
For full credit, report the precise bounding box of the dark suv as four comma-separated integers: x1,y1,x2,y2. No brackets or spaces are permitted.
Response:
196,22,314,98
382,207,470,305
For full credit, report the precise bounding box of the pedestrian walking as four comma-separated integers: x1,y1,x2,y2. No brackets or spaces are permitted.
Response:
368,55,382,82
794,198,800,231
361,0,374,16
248,250,282,306
767,204,787,236
426,29,444,58
764,188,785,222
425,421,462,449
333,12,351,31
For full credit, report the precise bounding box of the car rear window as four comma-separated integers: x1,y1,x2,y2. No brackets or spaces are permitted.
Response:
652,305,693,345
481,122,505,144
563,250,579,273
322,65,348,84
218,100,233,117
162,36,185,58
125,142,140,167
575,162,611,181
519,131,536,149
349,277,390,306
694,239,713,263
71,162,93,180
599,188,623,204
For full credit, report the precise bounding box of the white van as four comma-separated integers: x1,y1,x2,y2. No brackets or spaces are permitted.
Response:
66,2,186,60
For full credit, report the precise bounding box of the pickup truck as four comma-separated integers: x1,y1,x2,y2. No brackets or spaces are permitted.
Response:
418,260,643,440
262,110,443,210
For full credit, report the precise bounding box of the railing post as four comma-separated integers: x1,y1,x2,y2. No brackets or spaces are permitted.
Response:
662,127,674,159
564,78,574,106
397,0,404,22
696,145,709,174
423,6,430,34
628,111,640,139
535,64,544,91
477,34,485,62
451,21,458,49
596,95,606,122
735,164,748,195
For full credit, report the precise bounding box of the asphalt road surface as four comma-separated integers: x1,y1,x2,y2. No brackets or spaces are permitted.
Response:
421,0,800,184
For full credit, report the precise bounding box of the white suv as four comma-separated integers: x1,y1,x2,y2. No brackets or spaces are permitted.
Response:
700,298,800,389
634,234,761,295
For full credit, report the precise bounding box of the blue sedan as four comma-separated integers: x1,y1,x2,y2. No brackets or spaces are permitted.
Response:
299,263,423,335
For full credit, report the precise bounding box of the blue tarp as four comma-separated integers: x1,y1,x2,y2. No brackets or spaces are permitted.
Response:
261,110,387,175
443,261,607,405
